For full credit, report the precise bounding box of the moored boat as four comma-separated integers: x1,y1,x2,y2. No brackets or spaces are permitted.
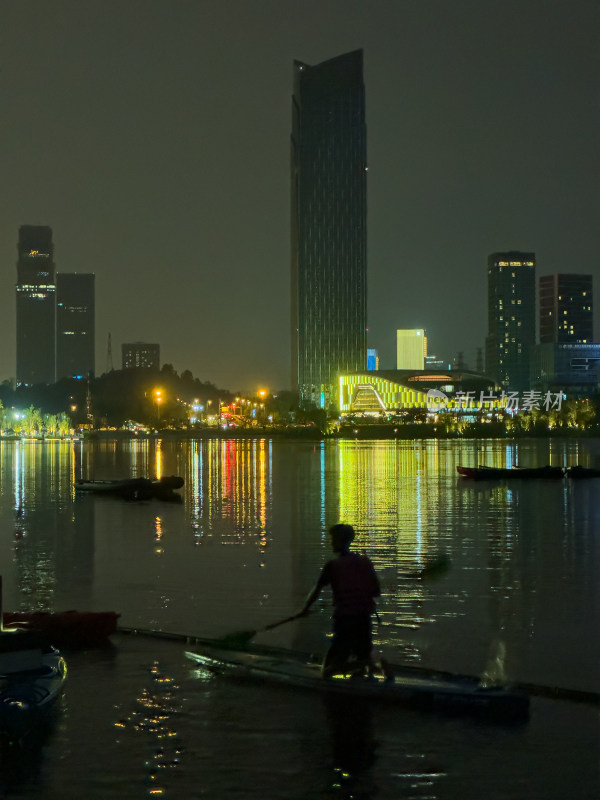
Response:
457,465,564,480
0,629,67,740
75,477,154,499
3,610,120,649
185,642,529,723
75,475,184,500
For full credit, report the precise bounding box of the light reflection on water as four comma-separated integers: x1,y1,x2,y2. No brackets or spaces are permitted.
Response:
0,437,598,799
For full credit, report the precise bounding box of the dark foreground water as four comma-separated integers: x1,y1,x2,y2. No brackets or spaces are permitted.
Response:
0,436,598,799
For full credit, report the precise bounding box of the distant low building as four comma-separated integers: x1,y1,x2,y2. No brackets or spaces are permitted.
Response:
367,349,379,371
425,354,448,371
122,342,160,370
530,342,600,397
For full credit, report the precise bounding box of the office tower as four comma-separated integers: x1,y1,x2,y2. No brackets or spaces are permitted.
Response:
539,274,593,343
56,273,95,380
396,329,426,370
291,49,367,409
122,342,160,370
16,225,56,386
485,251,535,390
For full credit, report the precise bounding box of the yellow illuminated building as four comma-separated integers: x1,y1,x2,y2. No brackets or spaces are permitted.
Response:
339,370,501,414
396,329,427,370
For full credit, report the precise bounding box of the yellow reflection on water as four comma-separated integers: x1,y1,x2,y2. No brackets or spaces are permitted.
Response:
154,515,164,554
187,439,272,550
155,439,163,479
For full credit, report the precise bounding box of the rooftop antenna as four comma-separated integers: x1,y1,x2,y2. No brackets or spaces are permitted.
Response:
107,332,114,372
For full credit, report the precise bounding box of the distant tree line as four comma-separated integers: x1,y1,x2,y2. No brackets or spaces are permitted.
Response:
0,365,237,428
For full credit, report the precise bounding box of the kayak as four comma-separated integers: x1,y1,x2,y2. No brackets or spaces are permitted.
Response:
457,465,564,480
185,642,529,723
3,610,120,649
0,630,67,740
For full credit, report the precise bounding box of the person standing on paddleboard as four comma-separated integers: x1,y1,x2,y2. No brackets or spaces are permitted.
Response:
298,523,393,681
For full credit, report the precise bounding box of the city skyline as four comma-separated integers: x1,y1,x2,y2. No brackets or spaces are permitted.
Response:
2,1,598,392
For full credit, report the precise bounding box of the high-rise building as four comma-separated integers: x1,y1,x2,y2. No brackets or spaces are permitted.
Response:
122,342,160,370
396,329,426,370
291,49,367,409
56,273,95,380
16,225,56,386
539,274,593,344
485,251,536,390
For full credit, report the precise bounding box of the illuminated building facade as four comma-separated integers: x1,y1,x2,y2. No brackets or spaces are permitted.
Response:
339,370,498,414
485,251,535,390
56,273,95,380
16,225,56,386
367,348,379,370
396,329,426,369
291,49,367,409
539,274,593,344
122,342,160,370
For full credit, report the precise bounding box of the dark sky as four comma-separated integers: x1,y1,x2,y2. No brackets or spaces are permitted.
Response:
2,1,598,392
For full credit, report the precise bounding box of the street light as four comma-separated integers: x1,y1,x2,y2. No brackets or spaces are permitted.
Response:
154,389,163,422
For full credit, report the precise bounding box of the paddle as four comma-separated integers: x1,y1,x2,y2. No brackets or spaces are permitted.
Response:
220,553,451,649
216,613,304,650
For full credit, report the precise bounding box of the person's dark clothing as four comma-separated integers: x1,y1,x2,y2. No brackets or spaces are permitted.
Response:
318,551,380,618
316,551,380,665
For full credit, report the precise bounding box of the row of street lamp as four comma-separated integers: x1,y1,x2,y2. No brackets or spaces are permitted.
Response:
152,388,270,426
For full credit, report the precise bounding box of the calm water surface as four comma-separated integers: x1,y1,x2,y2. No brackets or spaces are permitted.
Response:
0,436,598,799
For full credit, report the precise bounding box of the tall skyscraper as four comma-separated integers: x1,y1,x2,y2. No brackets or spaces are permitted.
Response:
539,274,593,343
396,329,426,369
122,342,160,370
16,225,56,386
485,251,536,390
56,273,95,380
291,49,367,409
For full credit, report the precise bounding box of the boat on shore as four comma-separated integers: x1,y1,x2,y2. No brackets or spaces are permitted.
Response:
74,475,184,500
0,629,67,740
3,610,120,649
184,640,529,723
457,465,564,480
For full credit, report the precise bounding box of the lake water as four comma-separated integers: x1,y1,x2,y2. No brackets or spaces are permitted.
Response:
0,436,598,799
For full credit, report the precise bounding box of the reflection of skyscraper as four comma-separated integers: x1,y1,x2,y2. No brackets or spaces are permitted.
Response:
56,273,95,379
539,274,593,343
485,251,535,390
9,441,95,611
291,50,367,409
16,225,56,386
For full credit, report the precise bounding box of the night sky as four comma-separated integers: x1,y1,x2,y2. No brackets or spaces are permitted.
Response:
2,1,598,392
